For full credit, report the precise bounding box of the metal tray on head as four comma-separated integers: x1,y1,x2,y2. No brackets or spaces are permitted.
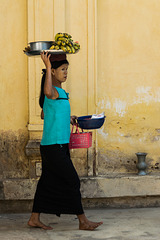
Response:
24,49,65,56
24,49,79,56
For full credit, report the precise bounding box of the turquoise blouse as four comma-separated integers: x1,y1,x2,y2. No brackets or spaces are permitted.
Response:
41,87,71,145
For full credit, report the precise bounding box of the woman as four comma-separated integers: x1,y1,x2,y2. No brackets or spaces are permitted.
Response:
28,52,103,230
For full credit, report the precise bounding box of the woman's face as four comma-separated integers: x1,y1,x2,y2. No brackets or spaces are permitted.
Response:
52,64,69,83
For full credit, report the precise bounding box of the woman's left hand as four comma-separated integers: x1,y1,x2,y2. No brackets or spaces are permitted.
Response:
70,115,77,125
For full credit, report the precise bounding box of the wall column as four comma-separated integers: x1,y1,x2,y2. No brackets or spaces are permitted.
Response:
87,0,98,176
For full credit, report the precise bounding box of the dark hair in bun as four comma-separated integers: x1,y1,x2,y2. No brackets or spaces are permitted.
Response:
51,59,69,69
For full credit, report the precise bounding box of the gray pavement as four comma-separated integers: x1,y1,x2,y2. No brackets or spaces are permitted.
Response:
0,207,160,240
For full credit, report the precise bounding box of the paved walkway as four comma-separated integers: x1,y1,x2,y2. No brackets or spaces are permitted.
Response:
0,207,160,240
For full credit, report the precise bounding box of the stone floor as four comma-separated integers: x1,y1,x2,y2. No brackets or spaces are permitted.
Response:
0,207,160,240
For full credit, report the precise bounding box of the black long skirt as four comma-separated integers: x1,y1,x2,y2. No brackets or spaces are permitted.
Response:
32,144,84,216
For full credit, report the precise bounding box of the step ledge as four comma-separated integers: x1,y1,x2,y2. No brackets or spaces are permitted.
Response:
1,173,160,200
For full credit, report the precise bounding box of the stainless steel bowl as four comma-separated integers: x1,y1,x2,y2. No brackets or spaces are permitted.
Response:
29,41,54,51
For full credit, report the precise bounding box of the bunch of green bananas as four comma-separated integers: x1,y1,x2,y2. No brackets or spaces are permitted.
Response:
50,33,80,53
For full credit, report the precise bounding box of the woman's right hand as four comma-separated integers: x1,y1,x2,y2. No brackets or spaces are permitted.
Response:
41,109,44,119
41,51,51,69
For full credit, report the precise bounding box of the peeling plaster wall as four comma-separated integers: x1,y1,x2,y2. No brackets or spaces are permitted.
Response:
0,130,29,179
0,0,28,179
97,0,160,175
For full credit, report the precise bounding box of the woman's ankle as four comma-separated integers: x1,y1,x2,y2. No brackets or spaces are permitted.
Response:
77,214,88,223
29,212,40,221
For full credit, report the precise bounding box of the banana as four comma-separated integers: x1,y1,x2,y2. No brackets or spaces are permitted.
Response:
65,39,70,45
66,45,72,53
55,45,60,50
68,41,73,47
55,33,64,41
73,45,78,50
57,37,65,42
73,42,80,49
60,46,67,52
71,46,75,54
64,33,72,39
61,41,66,46
53,32,80,53
49,45,55,50
57,40,62,46
58,37,69,45
56,39,67,46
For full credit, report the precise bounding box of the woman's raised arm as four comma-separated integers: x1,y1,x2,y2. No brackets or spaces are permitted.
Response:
41,51,58,99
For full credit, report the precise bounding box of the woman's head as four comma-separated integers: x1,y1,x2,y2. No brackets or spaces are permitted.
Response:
51,60,69,83
50,54,69,83
39,55,69,109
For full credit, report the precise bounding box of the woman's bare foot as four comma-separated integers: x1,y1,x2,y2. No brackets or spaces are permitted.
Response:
79,220,103,231
28,213,53,230
77,214,103,231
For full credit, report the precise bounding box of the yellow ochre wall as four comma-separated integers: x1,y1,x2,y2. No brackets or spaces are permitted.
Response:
0,0,28,131
0,0,29,179
97,0,160,174
0,0,160,179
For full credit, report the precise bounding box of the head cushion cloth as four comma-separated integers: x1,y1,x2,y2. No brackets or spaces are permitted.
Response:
50,54,67,62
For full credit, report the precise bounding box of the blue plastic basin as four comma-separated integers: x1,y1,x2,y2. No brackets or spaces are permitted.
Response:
77,115,105,130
